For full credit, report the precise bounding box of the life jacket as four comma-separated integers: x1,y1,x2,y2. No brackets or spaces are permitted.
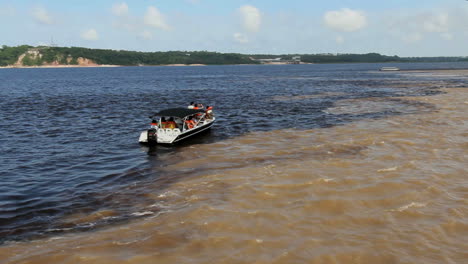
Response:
185,120,195,129
166,121,176,129
150,122,158,128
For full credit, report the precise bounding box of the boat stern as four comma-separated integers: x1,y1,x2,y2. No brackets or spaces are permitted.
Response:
139,128,158,144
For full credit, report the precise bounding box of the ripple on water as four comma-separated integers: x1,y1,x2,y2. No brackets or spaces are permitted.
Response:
0,66,467,263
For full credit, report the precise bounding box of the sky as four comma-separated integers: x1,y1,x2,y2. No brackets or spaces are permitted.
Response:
1,0,468,56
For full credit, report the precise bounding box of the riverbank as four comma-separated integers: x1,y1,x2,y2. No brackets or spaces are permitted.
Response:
0,64,120,69
0,64,210,69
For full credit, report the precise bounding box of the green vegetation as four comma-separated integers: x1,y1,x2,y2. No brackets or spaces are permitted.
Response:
0,45,467,67
0,46,255,66
0,45,256,66
0,45,30,66
251,52,468,64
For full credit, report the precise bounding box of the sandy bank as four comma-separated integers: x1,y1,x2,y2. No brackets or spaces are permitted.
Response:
399,69,468,74
0,64,120,69
0,64,210,69
163,64,206,66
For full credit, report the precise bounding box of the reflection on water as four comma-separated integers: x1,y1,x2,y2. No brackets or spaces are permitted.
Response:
0,66,467,263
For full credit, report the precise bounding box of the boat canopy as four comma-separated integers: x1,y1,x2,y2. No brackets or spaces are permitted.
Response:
152,108,205,118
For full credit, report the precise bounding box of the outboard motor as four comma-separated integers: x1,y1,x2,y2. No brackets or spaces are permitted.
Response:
147,128,157,143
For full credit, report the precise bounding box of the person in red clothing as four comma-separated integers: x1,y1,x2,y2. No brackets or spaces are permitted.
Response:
205,105,214,119
160,117,168,128
193,103,204,110
165,117,177,129
184,116,196,130
150,119,158,128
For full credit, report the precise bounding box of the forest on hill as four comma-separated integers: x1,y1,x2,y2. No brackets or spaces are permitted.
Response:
1,45,467,67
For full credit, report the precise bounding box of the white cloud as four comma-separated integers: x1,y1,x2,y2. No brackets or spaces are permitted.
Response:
144,6,170,30
139,30,153,40
239,5,261,32
441,32,453,41
386,10,458,44
402,32,423,43
112,2,128,16
335,36,344,44
32,6,53,25
233,32,248,43
422,13,449,33
324,8,367,32
81,29,99,41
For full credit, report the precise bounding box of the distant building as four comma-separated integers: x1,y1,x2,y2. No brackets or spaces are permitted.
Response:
291,56,301,64
251,56,301,64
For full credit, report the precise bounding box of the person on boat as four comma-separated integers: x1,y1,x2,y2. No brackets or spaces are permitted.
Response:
205,106,214,120
150,119,158,128
193,103,204,110
187,102,195,109
166,117,177,129
185,116,196,130
160,117,167,128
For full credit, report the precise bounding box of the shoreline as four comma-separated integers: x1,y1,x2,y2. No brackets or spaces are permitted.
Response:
2,63,468,70
0,64,121,69
0,64,209,69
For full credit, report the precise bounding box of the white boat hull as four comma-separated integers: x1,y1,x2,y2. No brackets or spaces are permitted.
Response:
139,118,215,144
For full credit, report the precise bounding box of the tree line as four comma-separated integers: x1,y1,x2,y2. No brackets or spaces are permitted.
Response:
0,45,256,66
1,45,467,67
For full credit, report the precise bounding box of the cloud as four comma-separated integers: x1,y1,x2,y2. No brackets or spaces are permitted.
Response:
441,32,453,41
335,36,344,44
81,29,99,41
32,6,53,25
386,10,458,43
112,2,128,16
422,13,449,33
139,30,153,40
324,8,367,32
233,32,248,43
239,5,261,32
402,32,423,43
144,6,170,30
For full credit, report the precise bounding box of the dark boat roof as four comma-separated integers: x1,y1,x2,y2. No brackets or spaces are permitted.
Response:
152,108,205,118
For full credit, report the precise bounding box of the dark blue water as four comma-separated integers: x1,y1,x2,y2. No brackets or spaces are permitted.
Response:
1,62,467,243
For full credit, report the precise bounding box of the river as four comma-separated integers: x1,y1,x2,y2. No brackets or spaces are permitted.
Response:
0,63,467,263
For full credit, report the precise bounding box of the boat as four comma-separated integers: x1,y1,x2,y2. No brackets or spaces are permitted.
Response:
380,67,400,71
139,107,215,144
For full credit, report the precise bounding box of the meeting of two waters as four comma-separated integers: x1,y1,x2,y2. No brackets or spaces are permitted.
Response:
0,63,467,263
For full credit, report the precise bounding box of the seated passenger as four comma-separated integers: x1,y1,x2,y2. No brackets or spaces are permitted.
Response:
205,106,214,119
150,119,158,128
193,103,204,110
187,102,195,109
160,117,167,128
184,116,196,130
166,117,177,129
